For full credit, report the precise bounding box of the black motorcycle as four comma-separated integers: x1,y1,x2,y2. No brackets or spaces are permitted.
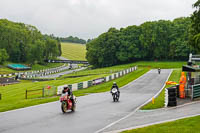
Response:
158,68,161,74
111,87,120,102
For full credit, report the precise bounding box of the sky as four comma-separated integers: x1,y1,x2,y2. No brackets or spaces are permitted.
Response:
0,0,197,39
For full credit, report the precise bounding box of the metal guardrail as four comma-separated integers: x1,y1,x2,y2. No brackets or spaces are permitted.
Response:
45,60,89,64
192,84,200,100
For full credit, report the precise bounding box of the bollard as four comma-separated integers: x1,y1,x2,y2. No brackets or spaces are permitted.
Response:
152,97,155,104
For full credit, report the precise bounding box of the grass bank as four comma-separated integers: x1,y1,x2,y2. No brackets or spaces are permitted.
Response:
122,115,200,133
61,42,86,60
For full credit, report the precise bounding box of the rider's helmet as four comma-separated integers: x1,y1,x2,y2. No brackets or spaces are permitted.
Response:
63,86,69,92
113,82,117,85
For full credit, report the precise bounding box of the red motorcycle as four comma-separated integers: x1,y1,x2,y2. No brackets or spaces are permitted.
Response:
60,93,76,113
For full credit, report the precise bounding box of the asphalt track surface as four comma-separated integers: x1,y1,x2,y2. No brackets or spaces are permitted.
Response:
0,69,171,133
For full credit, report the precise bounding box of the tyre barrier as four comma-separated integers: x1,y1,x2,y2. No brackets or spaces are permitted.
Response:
165,86,177,107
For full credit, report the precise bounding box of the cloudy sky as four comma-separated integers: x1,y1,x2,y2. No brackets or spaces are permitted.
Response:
0,0,197,39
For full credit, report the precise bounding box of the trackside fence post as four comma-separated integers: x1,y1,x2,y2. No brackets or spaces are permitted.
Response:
42,88,44,97
25,90,27,99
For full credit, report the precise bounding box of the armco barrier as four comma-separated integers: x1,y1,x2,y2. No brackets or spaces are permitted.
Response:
72,84,78,91
68,84,72,90
88,80,93,87
109,75,112,81
57,66,138,95
111,74,115,80
83,81,88,88
106,76,109,82
78,82,83,89
192,84,200,100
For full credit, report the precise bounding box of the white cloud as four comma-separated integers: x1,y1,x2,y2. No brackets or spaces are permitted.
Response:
0,0,196,39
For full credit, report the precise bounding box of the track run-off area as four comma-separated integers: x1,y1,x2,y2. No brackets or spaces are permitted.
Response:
0,69,172,133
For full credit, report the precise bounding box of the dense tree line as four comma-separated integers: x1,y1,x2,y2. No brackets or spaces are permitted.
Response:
59,36,86,44
0,19,62,65
86,17,194,68
190,0,200,53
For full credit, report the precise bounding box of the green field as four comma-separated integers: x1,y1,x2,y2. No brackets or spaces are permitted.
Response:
61,42,86,60
122,115,200,133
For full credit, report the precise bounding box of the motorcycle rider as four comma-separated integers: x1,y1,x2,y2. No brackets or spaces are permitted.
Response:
62,86,75,106
158,68,161,74
110,82,120,94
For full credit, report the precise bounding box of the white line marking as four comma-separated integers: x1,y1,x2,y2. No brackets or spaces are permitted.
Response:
95,69,172,133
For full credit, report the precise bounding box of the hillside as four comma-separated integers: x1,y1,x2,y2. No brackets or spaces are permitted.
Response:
61,42,86,61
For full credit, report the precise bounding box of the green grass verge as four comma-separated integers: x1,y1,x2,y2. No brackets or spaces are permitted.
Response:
141,69,181,110
135,61,186,68
61,42,86,60
122,115,200,133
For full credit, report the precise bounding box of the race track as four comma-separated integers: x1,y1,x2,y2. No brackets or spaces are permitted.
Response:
0,69,171,133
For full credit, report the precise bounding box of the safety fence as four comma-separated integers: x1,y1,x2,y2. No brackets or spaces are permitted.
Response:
25,86,56,99
192,84,200,100
57,66,137,95
0,64,67,78
165,85,177,107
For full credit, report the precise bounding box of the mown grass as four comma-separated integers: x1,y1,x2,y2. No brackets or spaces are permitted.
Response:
135,61,186,68
122,115,200,133
61,42,86,60
141,69,181,110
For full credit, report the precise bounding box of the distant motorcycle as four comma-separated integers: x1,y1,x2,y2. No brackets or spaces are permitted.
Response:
60,93,76,113
158,68,161,74
111,87,120,102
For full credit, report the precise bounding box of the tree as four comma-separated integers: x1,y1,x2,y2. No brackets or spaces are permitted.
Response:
190,0,200,53
0,49,9,64
86,17,193,68
0,19,61,64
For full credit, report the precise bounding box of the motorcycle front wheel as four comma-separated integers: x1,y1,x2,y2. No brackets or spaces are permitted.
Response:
71,103,76,112
61,101,68,113
112,94,116,102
